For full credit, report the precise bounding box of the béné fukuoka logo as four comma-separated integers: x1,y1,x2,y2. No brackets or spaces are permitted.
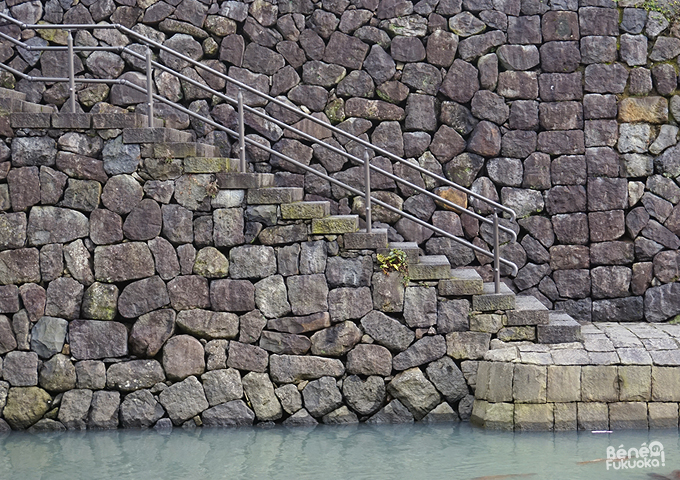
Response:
606,441,665,470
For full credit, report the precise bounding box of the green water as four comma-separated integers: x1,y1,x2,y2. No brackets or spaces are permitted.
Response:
0,424,678,480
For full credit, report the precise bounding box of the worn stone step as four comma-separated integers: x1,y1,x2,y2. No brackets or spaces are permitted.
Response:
10,112,51,128
438,268,484,296
92,113,162,130
0,87,26,101
472,282,516,312
537,312,582,344
344,228,388,249
185,157,239,173
217,172,275,189
506,295,549,326
377,242,420,265
123,127,193,144
149,142,219,159
281,201,330,220
409,255,451,281
311,215,359,234
247,187,304,204
52,113,91,129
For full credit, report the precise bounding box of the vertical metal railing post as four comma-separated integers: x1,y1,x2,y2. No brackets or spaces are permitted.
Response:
493,209,500,294
237,89,246,173
67,30,76,113
364,150,371,233
146,46,153,128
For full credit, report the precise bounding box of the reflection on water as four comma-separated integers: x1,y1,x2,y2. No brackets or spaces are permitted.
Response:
0,423,677,480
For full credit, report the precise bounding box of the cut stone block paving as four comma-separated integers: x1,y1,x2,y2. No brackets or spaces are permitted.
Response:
537,313,582,344
409,255,451,281
123,127,193,144
281,202,331,220
247,187,304,205
472,282,516,312
438,268,484,296
217,173,275,189
344,229,388,249
311,215,359,234
506,296,549,326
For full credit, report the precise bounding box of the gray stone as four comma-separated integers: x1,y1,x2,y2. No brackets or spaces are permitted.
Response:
302,376,342,418
44,277,82,320
254,275,291,319
69,320,127,360
159,376,209,425
393,336,446,371
38,354,76,393
106,360,165,392
30,316,67,359
162,335,205,381
310,321,362,357
58,389,93,430
387,368,440,420
202,400,255,427
227,342,268,372
27,207,88,246
75,361,106,390
242,372,282,421
269,355,345,383
229,245,277,279
119,389,165,428
118,276,170,319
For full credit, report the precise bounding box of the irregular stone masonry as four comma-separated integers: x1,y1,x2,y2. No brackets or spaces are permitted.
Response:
0,0,678,432
0,0,680,323
472,322,680,430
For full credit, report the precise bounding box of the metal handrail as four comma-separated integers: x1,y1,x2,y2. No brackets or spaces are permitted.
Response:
0,13,518,282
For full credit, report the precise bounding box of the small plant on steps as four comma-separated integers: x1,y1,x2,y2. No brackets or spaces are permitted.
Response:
377,248,410,286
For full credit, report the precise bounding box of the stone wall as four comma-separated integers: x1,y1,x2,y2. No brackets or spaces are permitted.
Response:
0,0,680,432
2,0,680,324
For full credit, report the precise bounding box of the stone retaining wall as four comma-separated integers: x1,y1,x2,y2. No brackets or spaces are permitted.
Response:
1,0,680,323
1,0,680,432
473,361,680,430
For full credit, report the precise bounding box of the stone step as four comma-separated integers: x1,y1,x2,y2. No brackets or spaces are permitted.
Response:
311,215,359,234
10,112,51,128
52,113,91,129
280,201,330,220
148,142,219,159
217,172,275,189
216,172,274,190
344,228,388,249
377,242,420,265
409,255,451,281
472,282,516,312
13,111,91,129
0,87,26,101
505,295,549,326
92,113,163,130
185,157,239,173
537,312,582,344
438,268,484,296
123,127,193,144
247,187,304,204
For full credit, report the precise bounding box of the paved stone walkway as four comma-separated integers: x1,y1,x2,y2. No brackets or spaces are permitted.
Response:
484,322,680,366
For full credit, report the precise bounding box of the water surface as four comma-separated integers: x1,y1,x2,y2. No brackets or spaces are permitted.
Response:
0,423,678,480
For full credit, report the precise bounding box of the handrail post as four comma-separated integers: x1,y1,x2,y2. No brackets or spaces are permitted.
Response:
67,30,76,113
493,208,500,294
146,46,153,128
238,89,246,173
364,150,371,233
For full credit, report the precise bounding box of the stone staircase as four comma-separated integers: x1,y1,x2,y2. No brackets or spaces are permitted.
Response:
0,86,581,347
